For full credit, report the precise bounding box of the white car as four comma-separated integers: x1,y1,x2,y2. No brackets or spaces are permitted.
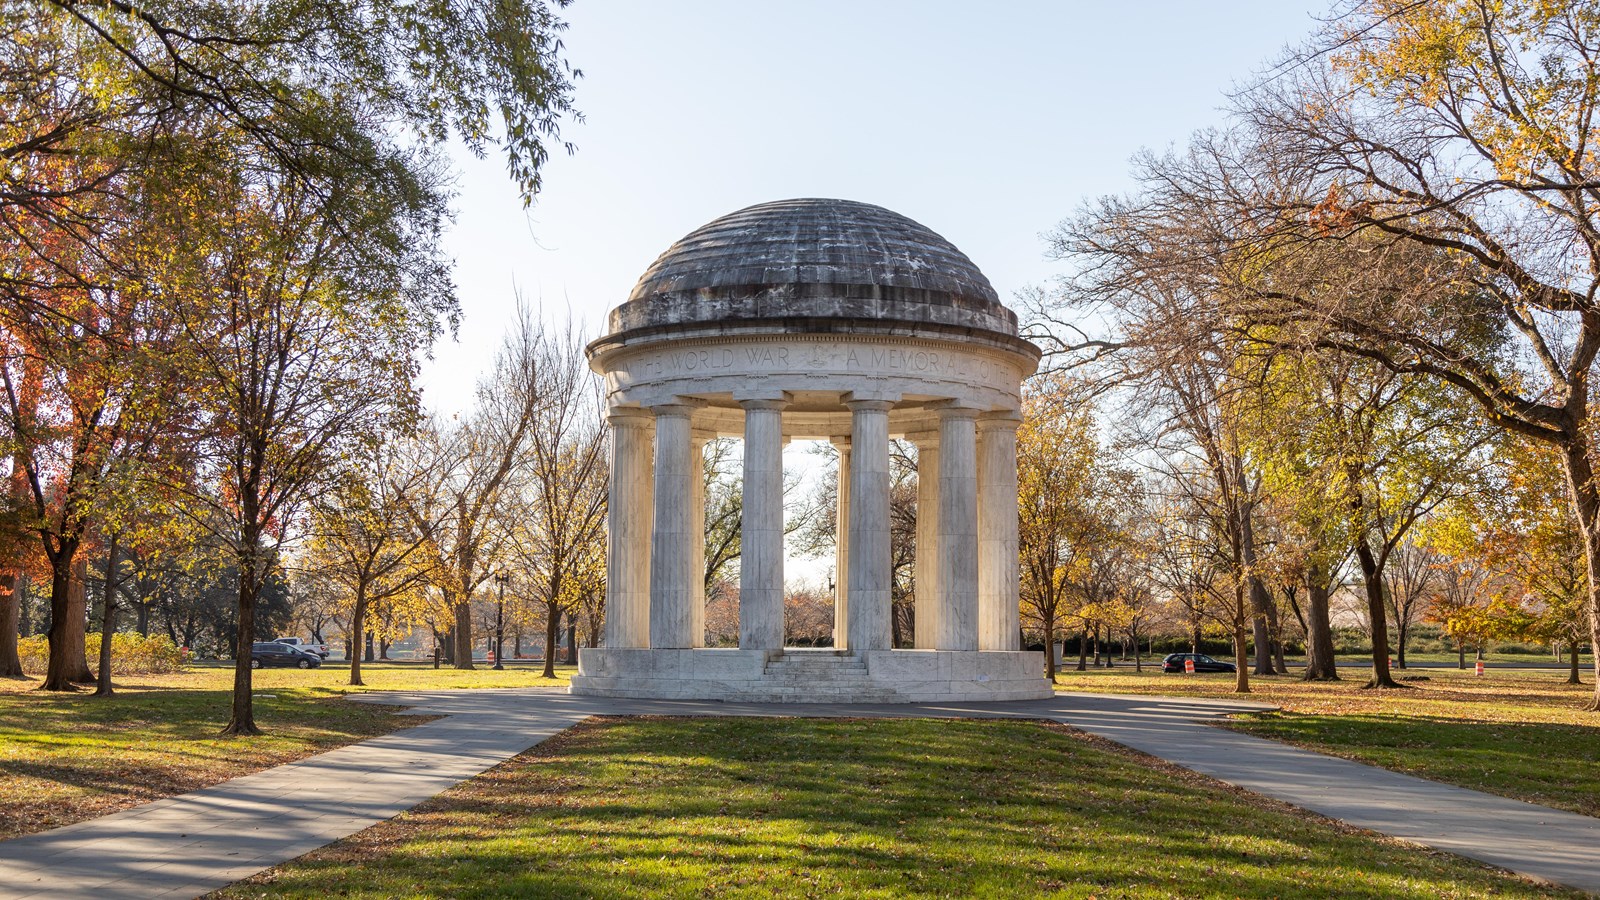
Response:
273,636,330,658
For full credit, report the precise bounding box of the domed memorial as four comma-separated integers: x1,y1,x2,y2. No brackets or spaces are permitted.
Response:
570,199,1051,702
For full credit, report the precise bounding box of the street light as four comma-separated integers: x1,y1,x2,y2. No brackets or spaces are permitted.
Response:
493,572,509,671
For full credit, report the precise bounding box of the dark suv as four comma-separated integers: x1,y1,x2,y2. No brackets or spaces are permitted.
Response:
250,641,322,669
1161,653,1236,673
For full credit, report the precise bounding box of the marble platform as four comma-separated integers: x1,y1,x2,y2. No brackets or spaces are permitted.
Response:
568,647,1053,703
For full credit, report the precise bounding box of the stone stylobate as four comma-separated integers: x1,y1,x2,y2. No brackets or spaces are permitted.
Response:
570,198,1049,702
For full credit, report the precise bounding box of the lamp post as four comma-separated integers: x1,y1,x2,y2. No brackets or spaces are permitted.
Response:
493,572,509,671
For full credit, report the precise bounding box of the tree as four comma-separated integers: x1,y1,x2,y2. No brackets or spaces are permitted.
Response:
1017,373,1109,682
406,313,544,670
155,141,444,733
306,437,439,686
1449,437,1591,682
501,321,607,679
3,0,581,707
1065,1,1600,707
0,172,182,690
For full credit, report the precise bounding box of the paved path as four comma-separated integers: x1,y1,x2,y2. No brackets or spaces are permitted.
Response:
1,690,1597,898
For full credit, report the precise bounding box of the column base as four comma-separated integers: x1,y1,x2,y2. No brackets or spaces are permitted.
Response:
569,647,1052,703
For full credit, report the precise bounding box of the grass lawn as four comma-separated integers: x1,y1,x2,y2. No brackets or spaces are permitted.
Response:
1054,666,1600,818
0,662,575,839
217,716,1573,899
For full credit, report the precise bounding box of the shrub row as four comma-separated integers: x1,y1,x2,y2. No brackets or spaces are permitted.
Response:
17,633,188,675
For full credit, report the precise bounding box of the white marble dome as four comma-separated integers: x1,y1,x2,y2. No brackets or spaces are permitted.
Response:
604,198,1024,344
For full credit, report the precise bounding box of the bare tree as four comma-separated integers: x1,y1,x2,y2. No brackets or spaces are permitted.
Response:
501,320,607,679
405,313,544,670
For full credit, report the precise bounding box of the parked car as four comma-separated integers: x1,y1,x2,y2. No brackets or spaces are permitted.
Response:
273,636,329,658
1161,653,1237,674
251,641,322,669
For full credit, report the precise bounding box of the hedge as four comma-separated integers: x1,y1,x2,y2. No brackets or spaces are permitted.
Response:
17,633,188,676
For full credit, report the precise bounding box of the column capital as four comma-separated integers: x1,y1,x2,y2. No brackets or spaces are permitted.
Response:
649,401,701,418
607,407,655,428
978,409,1024,430
927,399,982,419
734,389,792,410
843,398,896,413
843,390,900,409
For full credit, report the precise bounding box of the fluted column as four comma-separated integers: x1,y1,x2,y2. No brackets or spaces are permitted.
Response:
935,404,979,651
604,408,653,648
979,412,1023,651
845,396,895,653
649,403,697,648
831,437,851,649
739,395,788,651
690,435,708,648
913,435,941,649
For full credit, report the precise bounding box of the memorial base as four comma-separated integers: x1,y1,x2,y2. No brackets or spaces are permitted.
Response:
568,647,1053,703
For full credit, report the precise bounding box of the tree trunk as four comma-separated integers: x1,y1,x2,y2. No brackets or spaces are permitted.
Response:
379,637,390,660
223,546,262,736
1076,627,1088,671
1569,640,1582,685
1559,442,1600,709
93,537,120,697
1043,615,1057,682
348,587,367,687
3,381,32,677
1132,624,1142,672
1233,617,1250,693
452,600,474,670
1240,503,1275,676
364,631,375,663
1458,641,1466,670
41,543,86,691
1302,567,1339,681
542,602,559,678
565,615,577,665
1395,619,1409,669
64,556,93,682
1353,537,1401,689
0,572,21,677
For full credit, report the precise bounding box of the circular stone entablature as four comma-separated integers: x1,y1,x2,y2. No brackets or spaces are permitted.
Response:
587,198,1040,437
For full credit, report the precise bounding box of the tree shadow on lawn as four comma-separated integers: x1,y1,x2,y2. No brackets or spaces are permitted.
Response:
1231,711,1600,816
222,716,1574,900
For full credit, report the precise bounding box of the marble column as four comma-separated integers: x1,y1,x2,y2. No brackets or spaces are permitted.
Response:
978,412,1023,651
604,408,653,648
690,435,708,649
845,396,894,653
912,435,941,649
739,395,788,651
649,403,697,648
831,437,851,649
934,404,979,651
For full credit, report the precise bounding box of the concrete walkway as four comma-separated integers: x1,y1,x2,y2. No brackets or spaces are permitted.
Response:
0,690,1595,898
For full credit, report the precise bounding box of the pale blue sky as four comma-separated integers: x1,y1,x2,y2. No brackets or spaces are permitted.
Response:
420,0,1330,410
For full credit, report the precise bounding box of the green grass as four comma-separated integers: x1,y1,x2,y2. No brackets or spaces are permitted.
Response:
217,717,1571,899
185,659,578,692
0,662,575,838
1054,667,1600,818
